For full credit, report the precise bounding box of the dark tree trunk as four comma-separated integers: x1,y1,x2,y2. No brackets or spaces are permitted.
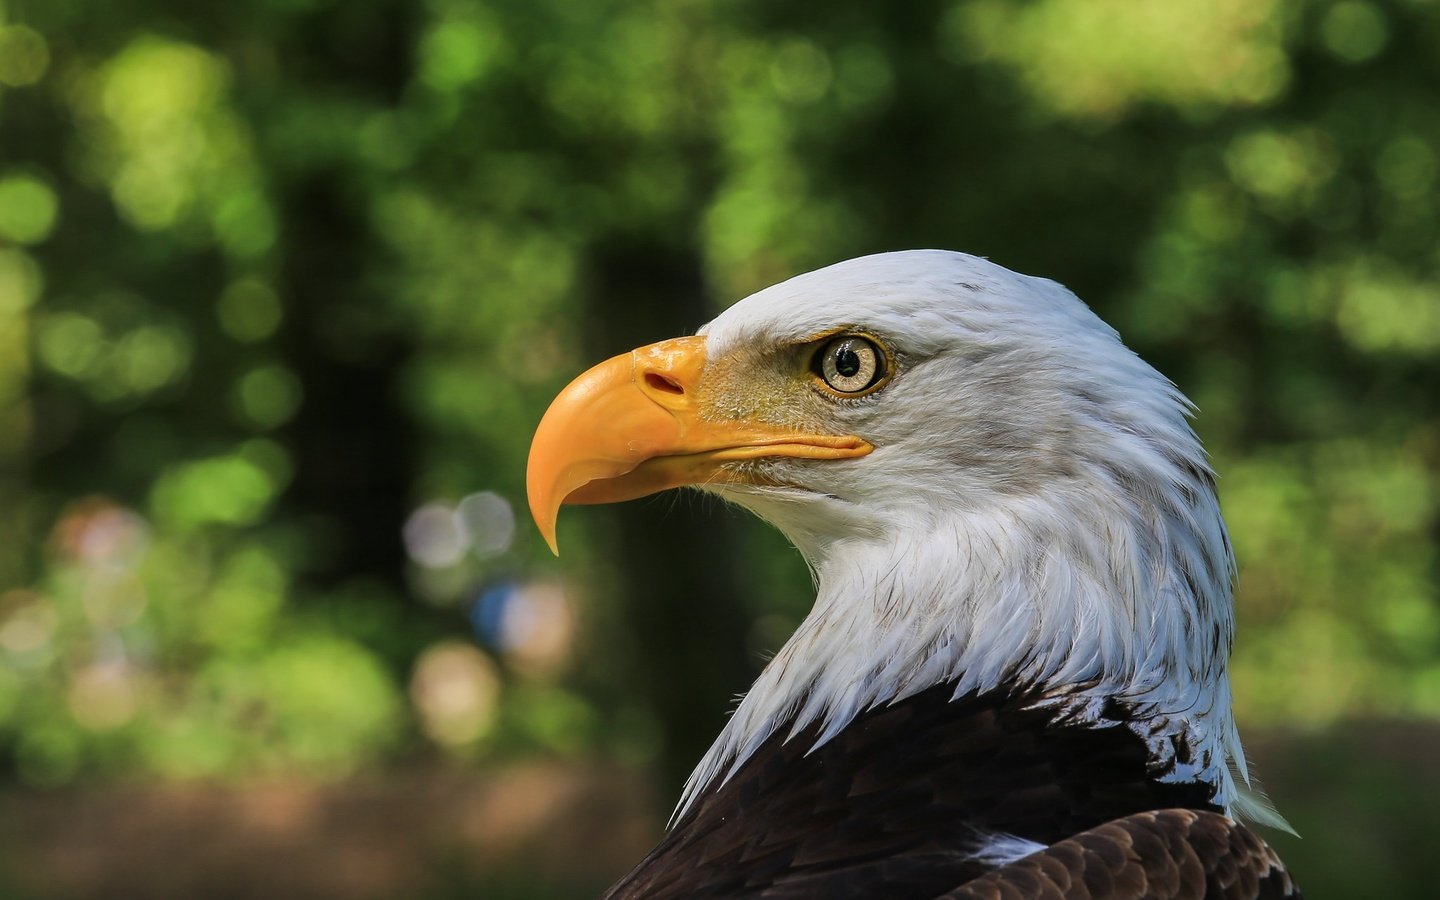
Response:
263,0,420,596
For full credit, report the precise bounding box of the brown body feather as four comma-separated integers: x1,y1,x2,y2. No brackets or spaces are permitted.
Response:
943,809,1299,900
603,682,1299,899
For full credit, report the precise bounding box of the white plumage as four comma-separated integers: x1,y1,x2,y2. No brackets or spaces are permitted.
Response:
677,250,1281,829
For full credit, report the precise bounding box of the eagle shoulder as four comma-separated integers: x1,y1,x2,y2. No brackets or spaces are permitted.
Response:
938,809,1301,900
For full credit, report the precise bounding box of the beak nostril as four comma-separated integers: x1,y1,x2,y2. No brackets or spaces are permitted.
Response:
644,372,685,396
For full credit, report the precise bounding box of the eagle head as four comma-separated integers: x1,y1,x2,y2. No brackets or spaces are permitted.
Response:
527,250,1280,827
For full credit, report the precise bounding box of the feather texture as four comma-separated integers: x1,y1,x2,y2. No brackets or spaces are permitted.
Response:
940,809,1299,900
584,251,1298,897
606,682,1297,899
685,251,1261,822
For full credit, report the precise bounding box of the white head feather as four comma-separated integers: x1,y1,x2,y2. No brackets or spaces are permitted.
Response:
674,250,1282,829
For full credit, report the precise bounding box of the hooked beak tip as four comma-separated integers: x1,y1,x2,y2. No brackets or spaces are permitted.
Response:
527,483,564,556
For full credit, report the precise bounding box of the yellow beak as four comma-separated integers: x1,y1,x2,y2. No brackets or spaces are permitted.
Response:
526,335,872,553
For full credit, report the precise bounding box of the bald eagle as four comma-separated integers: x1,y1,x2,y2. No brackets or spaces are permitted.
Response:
527,251,1300,899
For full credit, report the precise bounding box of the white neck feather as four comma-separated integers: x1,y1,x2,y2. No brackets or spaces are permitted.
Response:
678,456,1261,824
670,250,1290,830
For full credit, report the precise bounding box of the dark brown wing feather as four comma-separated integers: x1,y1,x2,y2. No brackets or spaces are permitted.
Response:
603,683,1220,899
937,809,1301,900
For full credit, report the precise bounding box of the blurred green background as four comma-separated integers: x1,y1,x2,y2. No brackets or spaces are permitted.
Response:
0,0,1437,897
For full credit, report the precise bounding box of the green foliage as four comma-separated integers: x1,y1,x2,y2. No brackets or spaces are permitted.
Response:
0,0,1437,893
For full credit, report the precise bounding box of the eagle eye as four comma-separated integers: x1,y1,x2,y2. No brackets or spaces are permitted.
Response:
812,335,887,395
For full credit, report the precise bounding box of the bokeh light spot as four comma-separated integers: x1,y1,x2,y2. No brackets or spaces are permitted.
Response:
36,312,104,378
770,39,832,104
0,174,58,244
403,502,468,568
419,18,500,91
213,190,278,259
0,590,58,658
116,325,192,394
944,0,1290,117
0,25,49,86
52,498,151,571
233,363,303,429
217,277,283,342
1321,2,1388,63
833,44,894,111
67,662,140,731
1332,259,1440,354
409,640,500,747
457,491,516,558
0,248,43,315
1376,135,1437,201
1226,131,1308,199
497,581,573,678
151,453,280,528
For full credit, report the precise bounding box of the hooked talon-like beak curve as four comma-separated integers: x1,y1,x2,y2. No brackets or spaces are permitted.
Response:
526,335,872,554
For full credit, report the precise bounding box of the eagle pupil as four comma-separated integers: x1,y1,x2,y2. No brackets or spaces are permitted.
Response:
835,345,861,377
